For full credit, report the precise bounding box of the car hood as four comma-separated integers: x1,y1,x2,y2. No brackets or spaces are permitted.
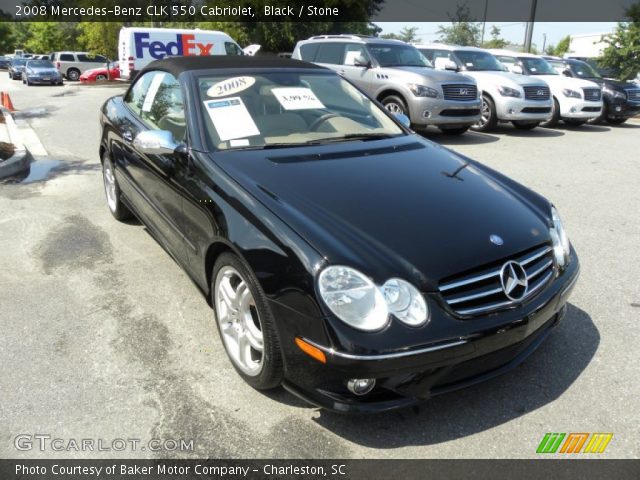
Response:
532,74,600,90
212,137,551,290
82,67,107,76
463,70,547,87
384,66,476,84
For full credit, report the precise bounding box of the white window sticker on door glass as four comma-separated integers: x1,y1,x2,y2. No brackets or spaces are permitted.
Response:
271,87,325,110
142,73,167,112
203,97,260,141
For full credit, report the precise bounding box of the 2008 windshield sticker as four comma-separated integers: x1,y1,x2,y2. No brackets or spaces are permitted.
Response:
207,76,256,97
203,97,260,141
272,87,325,110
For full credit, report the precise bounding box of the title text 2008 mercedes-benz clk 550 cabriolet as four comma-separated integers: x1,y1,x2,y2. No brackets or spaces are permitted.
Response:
99,56,579,413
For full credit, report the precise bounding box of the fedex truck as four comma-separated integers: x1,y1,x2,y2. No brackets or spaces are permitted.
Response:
118,27,244,80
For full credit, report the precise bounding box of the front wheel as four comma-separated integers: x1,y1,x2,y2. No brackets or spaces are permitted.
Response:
66,69,80,81
541,98,560,128
212,252,283,390
607,117,628,125
512,121,540,130
102,151,132,221
96,74,107,81
471,95,498,132
439,126,470,135
381,95,408,117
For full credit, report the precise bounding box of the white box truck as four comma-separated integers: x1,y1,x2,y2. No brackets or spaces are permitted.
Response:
118,27,244,80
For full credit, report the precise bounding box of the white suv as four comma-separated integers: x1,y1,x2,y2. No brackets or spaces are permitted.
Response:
50,51,109,81
488,49,603,127
416,44,553,132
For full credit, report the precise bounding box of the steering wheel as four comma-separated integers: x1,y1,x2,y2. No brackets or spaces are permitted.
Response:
308,113,340,132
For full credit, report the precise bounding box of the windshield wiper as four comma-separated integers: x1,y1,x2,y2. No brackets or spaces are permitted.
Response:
306,133,400,144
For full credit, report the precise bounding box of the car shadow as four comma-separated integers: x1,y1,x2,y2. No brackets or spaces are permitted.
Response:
419,129,500,145
499,125,565,137
311,303,598,448
554,123,611,133
607,122,640,128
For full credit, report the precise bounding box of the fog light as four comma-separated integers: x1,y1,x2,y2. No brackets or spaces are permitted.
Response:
508,108,515,114
347,378,376,396
570,106,577,113
615,106,622,112
423,110,431,118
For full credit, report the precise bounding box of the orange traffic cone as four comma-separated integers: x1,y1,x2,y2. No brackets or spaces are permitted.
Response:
3,92,16,112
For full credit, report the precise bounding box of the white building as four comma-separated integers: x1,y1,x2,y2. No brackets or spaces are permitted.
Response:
566,32,612,59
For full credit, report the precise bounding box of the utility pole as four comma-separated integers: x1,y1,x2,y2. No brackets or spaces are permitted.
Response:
524,0,538,52
480,0,489,46
542,33,547,53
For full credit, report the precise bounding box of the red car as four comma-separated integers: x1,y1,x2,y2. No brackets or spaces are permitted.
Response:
79,62,120,83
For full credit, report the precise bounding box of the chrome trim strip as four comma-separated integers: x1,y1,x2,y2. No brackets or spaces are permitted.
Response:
520,246,552,266
527,270,554,296
301,337,468,361
439,269,501,291
455,300,514,316
447,287,503,305
526,259,553,280
560,270,580,297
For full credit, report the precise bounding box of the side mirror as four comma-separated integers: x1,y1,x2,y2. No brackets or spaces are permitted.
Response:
354,57,371,68
509,64,524,75
393,112,411,128
562,69,572,77
133,130,184,156
444,61,459,71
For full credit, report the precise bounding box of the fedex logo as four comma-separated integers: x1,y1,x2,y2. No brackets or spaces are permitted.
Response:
134,32,213,59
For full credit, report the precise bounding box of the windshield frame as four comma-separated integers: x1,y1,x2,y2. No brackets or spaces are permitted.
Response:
191,68,409,154
367,43,433,68
518,56,558,76
454,50,505,72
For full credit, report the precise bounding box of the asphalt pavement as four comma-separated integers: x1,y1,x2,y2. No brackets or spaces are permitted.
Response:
0,73,638,459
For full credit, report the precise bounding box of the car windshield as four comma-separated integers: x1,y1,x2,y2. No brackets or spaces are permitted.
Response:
520,57,557,75
27,60,55,69
197,71,405,151
570,61,601,79
367,44,432,68
455,51,504,71
12,59,27,66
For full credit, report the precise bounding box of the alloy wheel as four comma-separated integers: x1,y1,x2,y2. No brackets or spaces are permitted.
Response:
478,98,490,127
385,102,404,114
102,160,117,212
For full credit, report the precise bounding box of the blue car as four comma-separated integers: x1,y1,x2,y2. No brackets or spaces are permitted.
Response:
23,59,63,86
8,58,27,80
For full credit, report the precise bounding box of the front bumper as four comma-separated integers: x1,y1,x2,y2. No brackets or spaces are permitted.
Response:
494,96,552,121
277,257,579,413
560,97,602,119
607,99,640,119
408,97,482,127
10,71,23,79
26,76,62,84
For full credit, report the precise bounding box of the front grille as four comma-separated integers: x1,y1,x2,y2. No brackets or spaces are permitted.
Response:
625,89,640,102
438,244,555,317
582,87,602,101
440,108,480,117
523,85,550,100
442,84,478,101
521,107,551,114
582,106,601,112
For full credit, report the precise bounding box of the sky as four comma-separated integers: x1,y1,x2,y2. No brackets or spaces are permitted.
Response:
376,22,618,51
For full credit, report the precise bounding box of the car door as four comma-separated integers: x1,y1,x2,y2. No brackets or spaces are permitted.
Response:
313,42,346,77
340,43,374,94
117,70,190,264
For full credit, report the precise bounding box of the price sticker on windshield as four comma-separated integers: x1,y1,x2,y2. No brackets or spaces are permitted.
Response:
271,87,325,110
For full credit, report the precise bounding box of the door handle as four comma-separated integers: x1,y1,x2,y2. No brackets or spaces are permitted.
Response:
122,131,133,143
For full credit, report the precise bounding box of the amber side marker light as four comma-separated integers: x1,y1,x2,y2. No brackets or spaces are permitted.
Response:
295,337,327,364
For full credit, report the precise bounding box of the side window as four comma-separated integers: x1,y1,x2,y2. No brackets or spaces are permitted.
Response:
59,54,74,62
124,71,156,116
315,43,345,65
299,43,319,61
224,42,243,56
343,44,369,66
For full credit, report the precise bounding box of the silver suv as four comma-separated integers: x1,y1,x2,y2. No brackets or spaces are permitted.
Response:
50,51,109,81
292,35,481,135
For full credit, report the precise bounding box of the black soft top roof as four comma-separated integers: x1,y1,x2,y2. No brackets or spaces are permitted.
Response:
140,55,326,78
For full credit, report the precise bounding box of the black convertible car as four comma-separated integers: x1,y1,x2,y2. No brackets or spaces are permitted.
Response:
99,56,579,413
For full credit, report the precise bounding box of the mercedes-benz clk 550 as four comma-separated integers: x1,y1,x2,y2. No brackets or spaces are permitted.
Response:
99,56,579,413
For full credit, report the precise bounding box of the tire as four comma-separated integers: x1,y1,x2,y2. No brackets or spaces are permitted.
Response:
66,69,80,81
607,117,627,125
471,94,498,132
96,74,107,81
512,121,540,130
212,252,284,390
8,72,12,80
541,97,561,127
381,94,408,117
439,126,470,135
101,151,132,221
563,119,586,127
588,104,607,124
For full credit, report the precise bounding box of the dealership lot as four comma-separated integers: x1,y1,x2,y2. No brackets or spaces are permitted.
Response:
0,74,638,458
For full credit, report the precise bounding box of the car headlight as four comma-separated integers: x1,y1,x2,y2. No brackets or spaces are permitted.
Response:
382,278,429,326
408,83,439,98
550,207,571,268
318,267,429,331
318,266,389,331
498,85,522,98
562,88,581,99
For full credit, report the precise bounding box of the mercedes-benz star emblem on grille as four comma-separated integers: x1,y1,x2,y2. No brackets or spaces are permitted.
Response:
490,234,504,245
500,261,528,301
459,88,468,95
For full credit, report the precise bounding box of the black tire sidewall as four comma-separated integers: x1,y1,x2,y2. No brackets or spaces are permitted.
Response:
382,95,408,116
541,98,560,127
472,95,497,132
211,252,284,390
67,69,80,81
102,151,132,221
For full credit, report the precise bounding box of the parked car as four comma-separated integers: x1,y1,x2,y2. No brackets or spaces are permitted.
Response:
293,35,481,135
118,26,244,80
7,58,27,80
547,58,640,125
416,44,552,131
23,59,64,86
51,51,110,81
99,56,579,413
0,56,10,69
80,62,121,83
489,50,603,127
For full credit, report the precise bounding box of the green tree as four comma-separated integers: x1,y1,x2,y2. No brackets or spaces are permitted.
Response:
78,23,122,59
546,35,570,56
0,10,14,53
381,26,420,43
23,22,81,53
600,4,640,80
482,25,508,49
437,5,481,46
